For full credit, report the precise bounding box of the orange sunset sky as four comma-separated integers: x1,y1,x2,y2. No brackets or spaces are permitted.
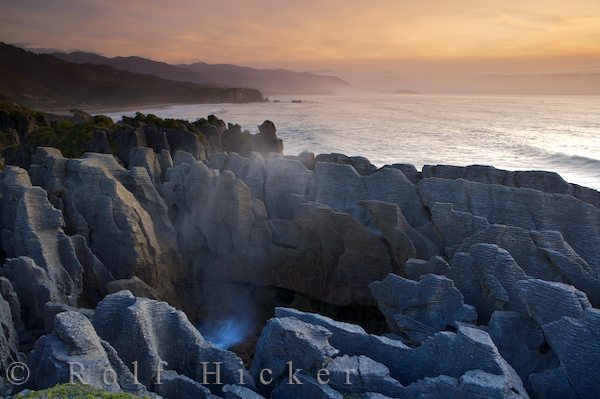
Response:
1,0,600,94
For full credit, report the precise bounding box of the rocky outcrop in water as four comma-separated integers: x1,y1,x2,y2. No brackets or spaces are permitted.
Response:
1,112,600,398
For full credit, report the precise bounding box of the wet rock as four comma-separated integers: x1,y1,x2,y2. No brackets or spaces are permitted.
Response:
269,202,397,306
153,370,215,399
26,311,143,394
205,151,229,171
405,256,450,281
488,311,559,382
528,367,578,399
223,384,266,399
517,279,591,327
265,157,312,219
2,257,60,329
0,281,23,389
421,164,600,208
256,120,283,155
223,124,253,156
315,153,377,175
0,166,82,313
173,150,197,166
257,120,276,137
385,164,421,184
0,277,22,333
223,152,250,181
251,316,338,396
105,276,158,299
244,152,267,201
30,149,184,304
158,149,173,176
141,126,170,155
298,150,316,170
129,146,162,184
86,129,113,154
370,273,476,344
70,234,113,304
429,201,489,248
274,308,528,398
455,225,600,306
419,177,600,275
359,200,431,266
309,162,429,228
271,371,343,399
326,355,404,397
161,160,272,316
543,309,600,399
162,128,204,161
223,122,282,157
450,244,530,323
108,127,147,166
93,291,251,396
43,301,94,332
403,375,460,399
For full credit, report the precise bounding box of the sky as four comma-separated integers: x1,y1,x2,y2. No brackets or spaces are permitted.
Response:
1,0,600,94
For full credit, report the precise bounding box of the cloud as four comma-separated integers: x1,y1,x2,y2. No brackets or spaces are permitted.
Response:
1,0,599,93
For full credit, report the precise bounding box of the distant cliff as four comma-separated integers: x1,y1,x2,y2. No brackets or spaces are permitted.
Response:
0,99,281,168
53,50,355,95
0,43,263,109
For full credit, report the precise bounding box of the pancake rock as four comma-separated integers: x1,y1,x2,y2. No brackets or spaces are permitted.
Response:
269,307,529,398
93,291,252,396
29,148,184,304
0,166,83,326
26,311,148,396
449,244,530,323
370,273,476,344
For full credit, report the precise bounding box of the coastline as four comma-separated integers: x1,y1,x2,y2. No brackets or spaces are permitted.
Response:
37,101,256,116
89,94,600,190
1,110,599,399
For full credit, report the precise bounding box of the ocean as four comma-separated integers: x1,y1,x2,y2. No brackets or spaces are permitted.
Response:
104,94,600,190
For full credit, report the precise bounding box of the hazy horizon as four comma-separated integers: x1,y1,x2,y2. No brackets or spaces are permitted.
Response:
2,0,600,94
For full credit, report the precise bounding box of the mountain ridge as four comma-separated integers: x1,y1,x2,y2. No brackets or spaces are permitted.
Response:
53,50,355,95
0,43,263,109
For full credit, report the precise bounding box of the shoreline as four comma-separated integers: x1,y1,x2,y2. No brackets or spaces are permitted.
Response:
1,111,599,398
81,102,180,116
36,100,266,116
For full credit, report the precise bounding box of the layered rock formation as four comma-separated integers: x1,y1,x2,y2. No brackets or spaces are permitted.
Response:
1,114,599,398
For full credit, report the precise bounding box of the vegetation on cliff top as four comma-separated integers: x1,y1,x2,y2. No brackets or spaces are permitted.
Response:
15,383,148,399
0,99,208,166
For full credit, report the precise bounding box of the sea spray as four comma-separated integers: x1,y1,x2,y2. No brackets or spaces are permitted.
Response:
197,316,251,350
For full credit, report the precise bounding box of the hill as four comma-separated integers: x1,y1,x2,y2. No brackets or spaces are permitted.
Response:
53,51,354,95
53,51,206,84
179,62,354,94
0,43,263,109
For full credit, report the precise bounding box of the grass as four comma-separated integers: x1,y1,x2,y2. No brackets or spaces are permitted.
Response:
15,383,148,399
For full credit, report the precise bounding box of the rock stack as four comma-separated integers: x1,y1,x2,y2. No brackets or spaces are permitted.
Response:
0,114,599,398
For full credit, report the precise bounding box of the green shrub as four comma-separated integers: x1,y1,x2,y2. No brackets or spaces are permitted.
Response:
0,131,20,152
29,122,92,158
132,112,187,129
15,383,148,399
29,126,59,145
94,115,115,129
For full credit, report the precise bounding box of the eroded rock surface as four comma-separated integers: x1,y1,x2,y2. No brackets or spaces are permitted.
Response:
0,117,599,398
